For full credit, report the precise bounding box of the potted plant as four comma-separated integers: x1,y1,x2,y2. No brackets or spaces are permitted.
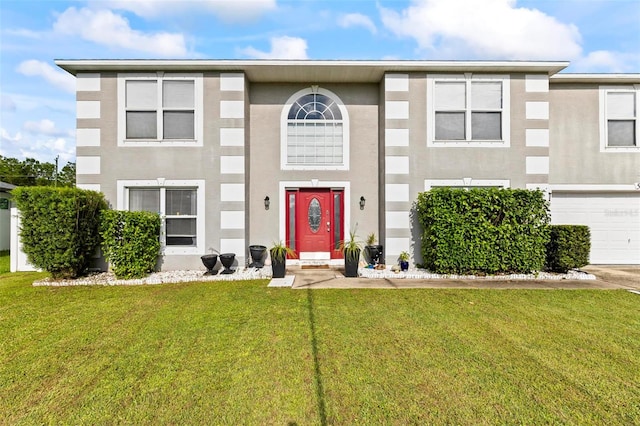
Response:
363,232,383,266
339,228,363,277
269,241,296,278
399,251,410,272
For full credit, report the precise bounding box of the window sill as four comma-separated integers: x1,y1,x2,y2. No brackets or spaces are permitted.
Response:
282,164,349,171
428,140,509,148
120,139,202,147
163,246,201,255
601,146,640,153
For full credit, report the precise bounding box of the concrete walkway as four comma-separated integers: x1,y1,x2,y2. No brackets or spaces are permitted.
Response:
289,265,640,290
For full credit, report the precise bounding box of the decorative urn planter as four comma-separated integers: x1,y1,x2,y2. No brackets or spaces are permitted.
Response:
364,245,383,266
200,254,219,275
249,245,267,268
219,253,236,274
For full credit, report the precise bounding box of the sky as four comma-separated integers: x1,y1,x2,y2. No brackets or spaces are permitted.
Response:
1,0,639,166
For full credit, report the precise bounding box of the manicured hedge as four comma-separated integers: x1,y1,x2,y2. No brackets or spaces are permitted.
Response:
100,210,161,279
546,225,591,272
13,186,107,279
416,188,550,274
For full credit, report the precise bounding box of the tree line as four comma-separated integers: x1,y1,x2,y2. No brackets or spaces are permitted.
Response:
0,155,75,187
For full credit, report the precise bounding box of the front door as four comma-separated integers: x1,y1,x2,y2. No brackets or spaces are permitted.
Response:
287,188,343,259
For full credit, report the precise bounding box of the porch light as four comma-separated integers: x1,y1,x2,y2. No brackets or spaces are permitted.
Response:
264,196,270,210
359,196,366,210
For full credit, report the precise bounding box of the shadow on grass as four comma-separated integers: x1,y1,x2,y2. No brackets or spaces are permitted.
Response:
306,288,327,425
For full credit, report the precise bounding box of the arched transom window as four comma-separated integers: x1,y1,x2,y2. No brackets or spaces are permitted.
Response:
282,89,349,169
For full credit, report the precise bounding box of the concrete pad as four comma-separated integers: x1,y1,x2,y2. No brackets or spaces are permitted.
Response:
268,275,295,287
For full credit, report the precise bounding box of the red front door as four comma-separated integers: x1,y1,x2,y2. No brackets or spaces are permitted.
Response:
297,189,332,253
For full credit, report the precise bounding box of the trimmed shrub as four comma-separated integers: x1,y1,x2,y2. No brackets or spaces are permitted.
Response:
546,225,590,272
416,188,550,274
100,210,161,279
13,186,107,279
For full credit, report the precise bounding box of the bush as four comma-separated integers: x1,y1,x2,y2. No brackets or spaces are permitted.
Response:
546,225,590,272
12,186,107,279
415,188,550,274
100,210,161,279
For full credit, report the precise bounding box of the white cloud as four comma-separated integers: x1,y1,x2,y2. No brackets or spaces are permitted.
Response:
16,60,75,93
23,119,73,138
241,36,308,59
380,0,582,60
53,7,187,57
339,13,377,34
1,128,23,144
1,95,16,112
573,50,640,73
101,0,277,23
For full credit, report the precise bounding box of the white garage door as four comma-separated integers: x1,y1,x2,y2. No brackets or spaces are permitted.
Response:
550,192,640,264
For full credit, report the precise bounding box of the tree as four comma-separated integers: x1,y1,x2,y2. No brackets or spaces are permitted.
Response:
0,155,75,187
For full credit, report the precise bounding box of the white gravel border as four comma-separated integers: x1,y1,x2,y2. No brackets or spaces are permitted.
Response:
359,267,596,281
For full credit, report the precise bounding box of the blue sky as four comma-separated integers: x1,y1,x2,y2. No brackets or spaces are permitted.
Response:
1,0,639,165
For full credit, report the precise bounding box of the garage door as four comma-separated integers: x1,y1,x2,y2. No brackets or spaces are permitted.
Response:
550,192,640,264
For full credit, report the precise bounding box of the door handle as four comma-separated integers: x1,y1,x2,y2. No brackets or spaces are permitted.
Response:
327,221,330,232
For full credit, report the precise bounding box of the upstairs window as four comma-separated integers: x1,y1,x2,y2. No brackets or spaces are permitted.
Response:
601,87,638,150
281,88,350,170
428,74,510,147
118,73,203,146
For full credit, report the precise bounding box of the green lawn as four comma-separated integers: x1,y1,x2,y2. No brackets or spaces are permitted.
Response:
1,271,639,424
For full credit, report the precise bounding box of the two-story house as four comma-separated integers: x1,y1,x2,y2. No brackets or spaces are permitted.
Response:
55,60,640,268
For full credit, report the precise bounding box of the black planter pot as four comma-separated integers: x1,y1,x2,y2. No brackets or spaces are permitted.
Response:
344,249,361,277
219,253,236,274
249,245,267,268
364,245,384,265
270,250,286,278
400,260,409,272
200,254,219,275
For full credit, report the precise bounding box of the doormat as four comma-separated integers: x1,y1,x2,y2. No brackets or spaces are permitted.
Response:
301,264,331,269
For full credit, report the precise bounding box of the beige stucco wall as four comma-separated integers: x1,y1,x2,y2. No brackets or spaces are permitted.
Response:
549,83,640,184
248,83,380,249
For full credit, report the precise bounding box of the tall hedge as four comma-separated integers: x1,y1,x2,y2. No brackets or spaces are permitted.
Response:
416,188,550,274
100,210,161,279
546,225,591,272
12,186,107,278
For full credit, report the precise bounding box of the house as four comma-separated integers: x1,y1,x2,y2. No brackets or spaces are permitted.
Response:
53,59,640,268
0,181,16,251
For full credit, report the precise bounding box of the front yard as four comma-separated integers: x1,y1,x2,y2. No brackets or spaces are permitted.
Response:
1,271,639,424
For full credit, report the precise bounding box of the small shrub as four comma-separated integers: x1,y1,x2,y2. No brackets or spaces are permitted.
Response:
100,210,161,279
12,186,107,279
546,225,590,272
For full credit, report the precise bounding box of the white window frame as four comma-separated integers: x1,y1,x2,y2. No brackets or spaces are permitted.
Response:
424,178,510,190
117,179,205,255
599,85,640,152
280,87,350,171
117,72,203,147
427,74,510,148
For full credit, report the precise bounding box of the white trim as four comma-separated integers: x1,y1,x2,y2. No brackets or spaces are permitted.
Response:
525,128,549,147
550,184,640,192
220,183,245,202
220,211,245,229
426,74,511,148
76,183,101,191
220,156,245,174
76,128,101,147
76,156,101,174
220,73,245,91
385,156,409,174
599,85,640,152
280,87,350,171
385,73,409,91
220,100,244,118
77,101,100,119
526,101,549,120
525,156,550,175
116,179,205,255
116,72,204,147
385,101,409,119
385,184,409,202
385,128,409,146
424,179,510,190
76,73,101,91
385,237,411,257
385,211,410,229
525,74,549,92
299,252,331,260
220,128,244,146
278,180,350,243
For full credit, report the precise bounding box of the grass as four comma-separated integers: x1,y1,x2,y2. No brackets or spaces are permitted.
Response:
0,250,9,274
1,271,639,424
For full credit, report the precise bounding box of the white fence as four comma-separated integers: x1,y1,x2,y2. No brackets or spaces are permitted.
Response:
10,208,37,272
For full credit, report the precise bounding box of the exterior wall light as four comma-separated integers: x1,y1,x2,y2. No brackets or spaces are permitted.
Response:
264,196,270,210
359,196,366,210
